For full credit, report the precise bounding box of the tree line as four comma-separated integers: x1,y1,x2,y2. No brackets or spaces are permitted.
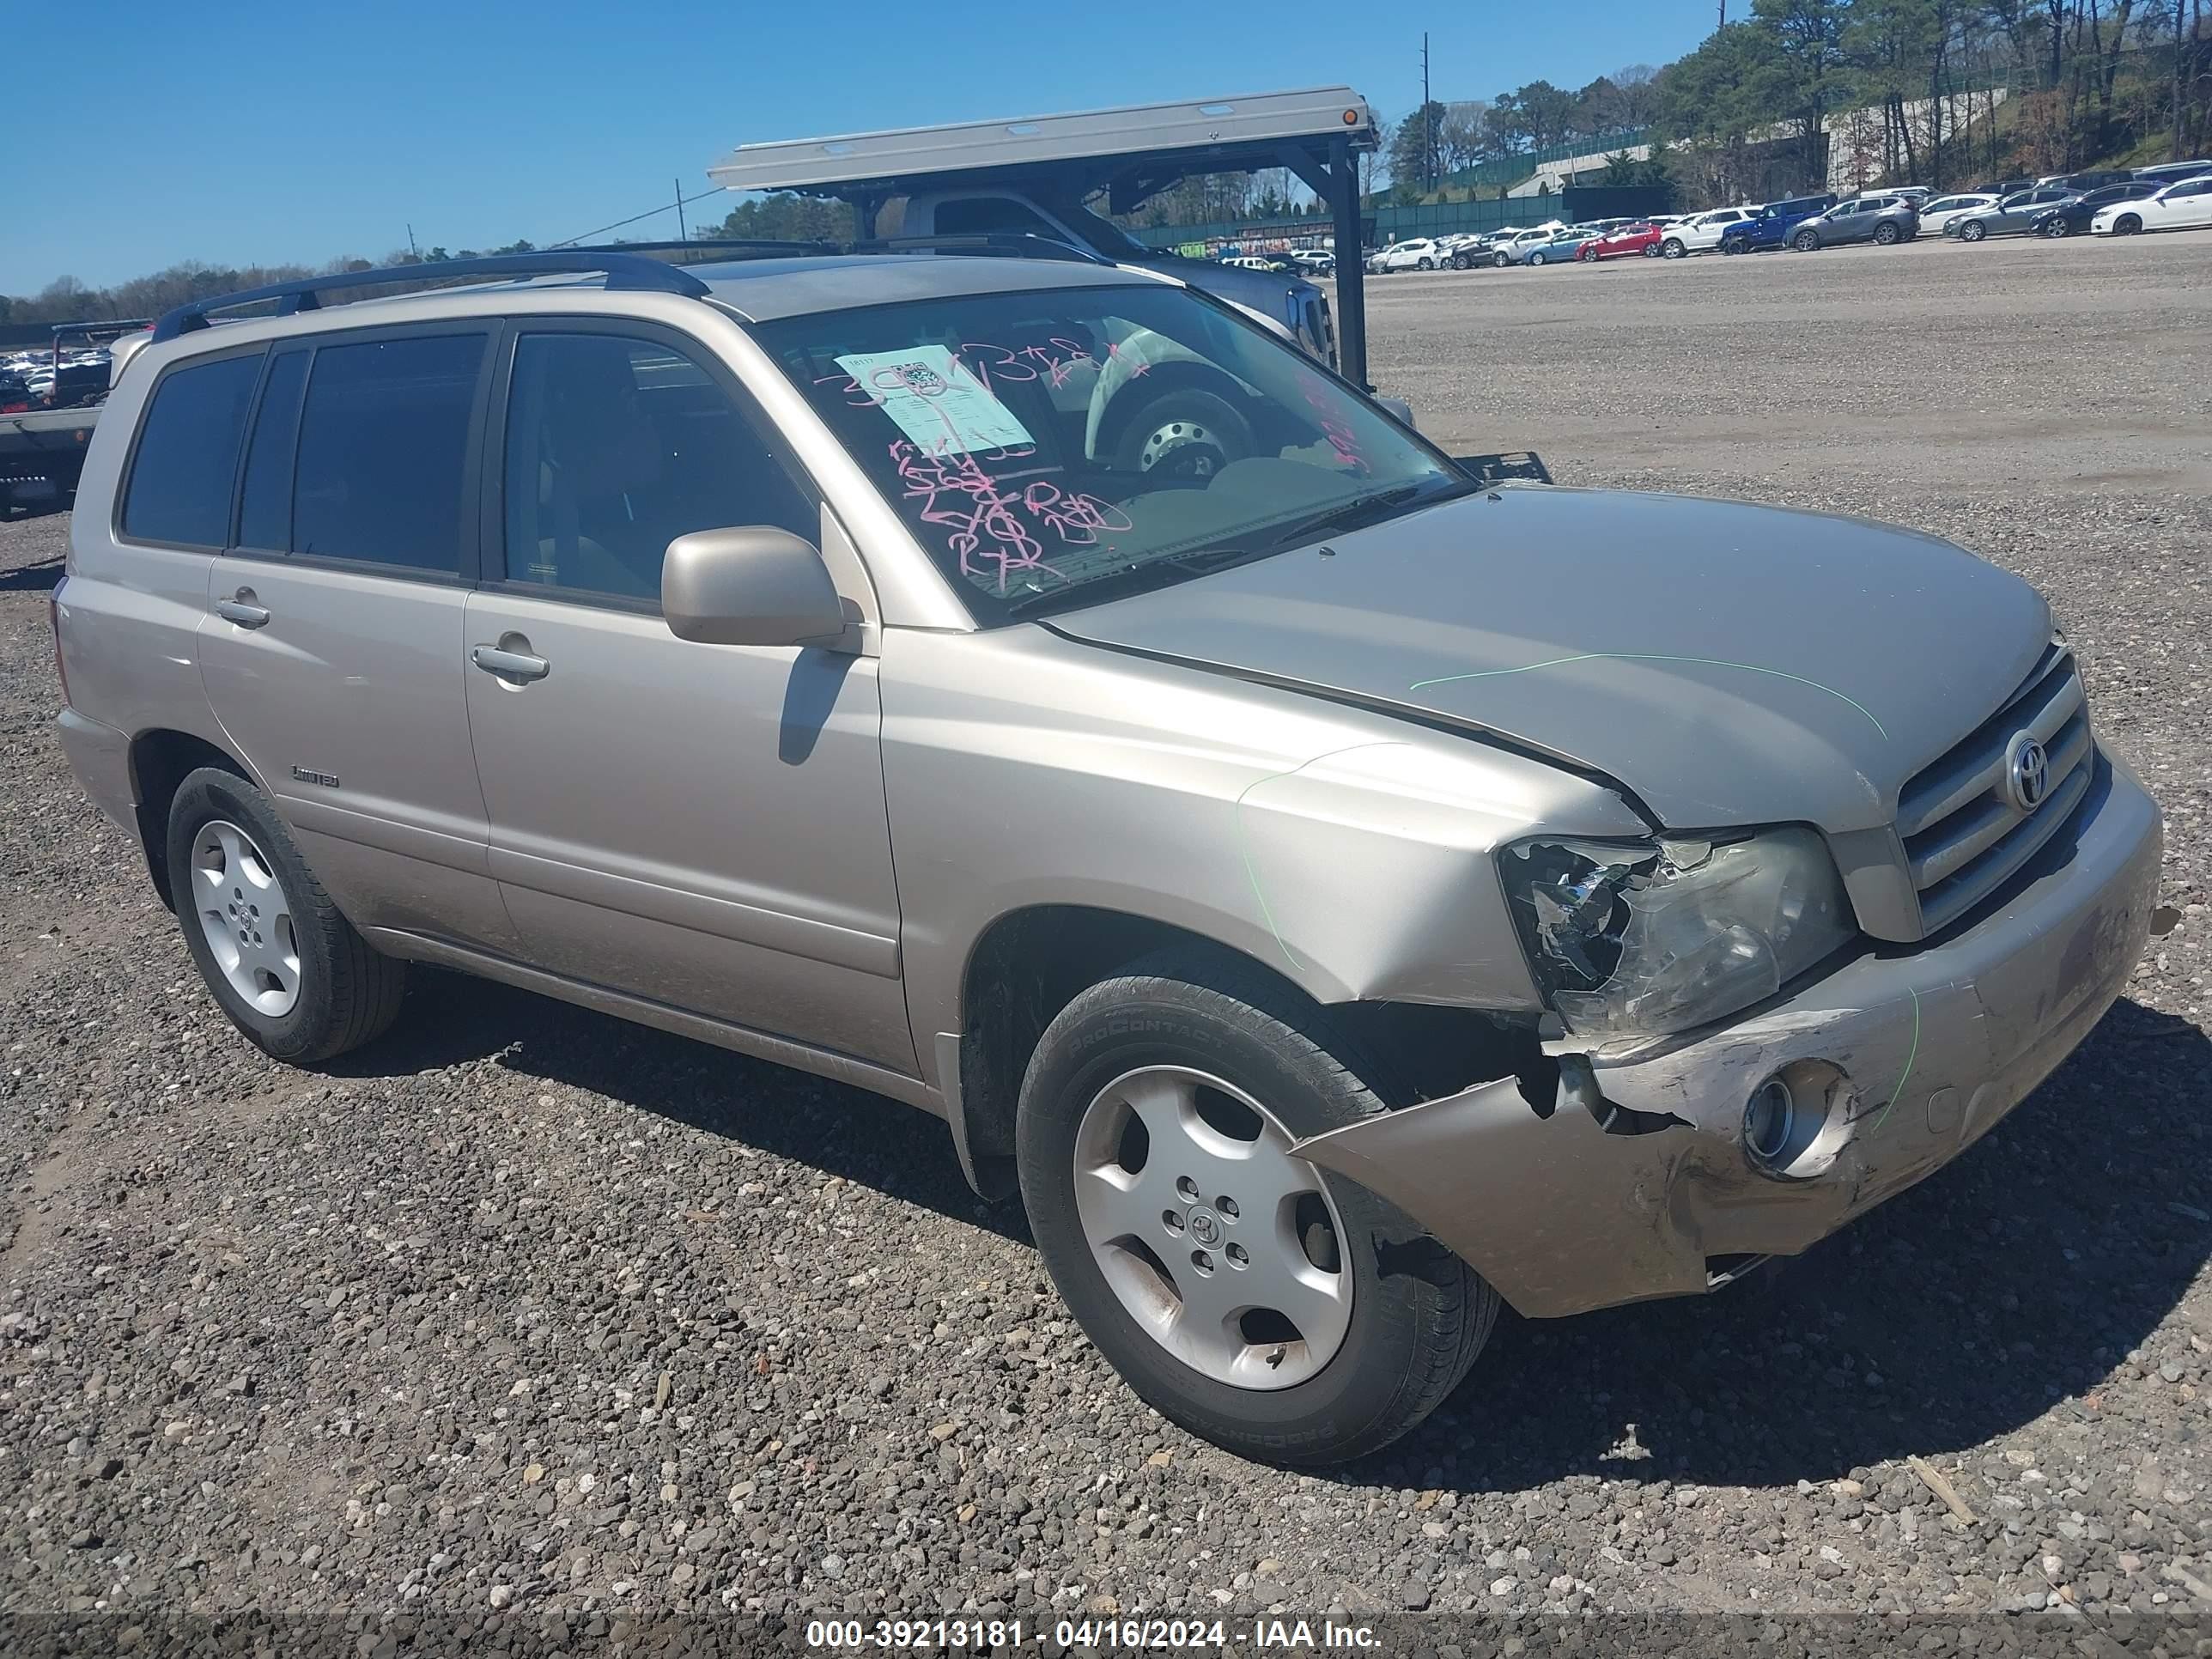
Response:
1655,0,2208,202
0,242,544,331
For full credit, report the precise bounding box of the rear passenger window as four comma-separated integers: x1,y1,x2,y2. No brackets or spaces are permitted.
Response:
235,348,307,553
293,333,485,572
500,332,815,601
121,353,259,548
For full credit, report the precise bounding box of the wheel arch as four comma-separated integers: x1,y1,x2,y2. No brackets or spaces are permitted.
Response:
128,727,255,910
945,906,1306,1198
942,902,1544,1201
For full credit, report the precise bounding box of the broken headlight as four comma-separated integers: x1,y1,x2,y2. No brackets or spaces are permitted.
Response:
1500,829,1853,1036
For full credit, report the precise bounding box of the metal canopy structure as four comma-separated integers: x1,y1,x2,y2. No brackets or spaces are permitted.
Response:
708,88,1385,387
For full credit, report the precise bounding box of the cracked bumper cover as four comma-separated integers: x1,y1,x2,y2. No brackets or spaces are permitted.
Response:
1293,754,2163,1319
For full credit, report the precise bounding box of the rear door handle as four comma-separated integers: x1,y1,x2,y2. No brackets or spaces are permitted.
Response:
215,592,270,629
471,643,550,684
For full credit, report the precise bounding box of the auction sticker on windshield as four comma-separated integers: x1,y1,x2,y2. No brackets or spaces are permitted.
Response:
832,344,1035,454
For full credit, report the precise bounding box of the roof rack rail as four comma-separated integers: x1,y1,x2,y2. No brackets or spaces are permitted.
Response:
560,238,840,262
850,233,1112,264
149,252,716,343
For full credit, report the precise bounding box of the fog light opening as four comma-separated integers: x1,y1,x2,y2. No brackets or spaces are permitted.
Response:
1745,1077,1796,1165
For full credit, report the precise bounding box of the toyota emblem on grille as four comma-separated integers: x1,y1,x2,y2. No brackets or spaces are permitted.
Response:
2006,733,2051,812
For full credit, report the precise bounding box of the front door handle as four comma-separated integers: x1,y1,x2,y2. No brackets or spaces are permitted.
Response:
471,643,550,684
215,591,270,629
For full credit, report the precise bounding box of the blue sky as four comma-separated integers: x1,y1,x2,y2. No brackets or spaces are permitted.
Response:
5,0,1717,295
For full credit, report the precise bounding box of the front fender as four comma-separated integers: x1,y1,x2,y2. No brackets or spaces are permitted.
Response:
881,626,1650,1084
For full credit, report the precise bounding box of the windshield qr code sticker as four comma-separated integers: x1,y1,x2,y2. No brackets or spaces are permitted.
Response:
833,345,1035,455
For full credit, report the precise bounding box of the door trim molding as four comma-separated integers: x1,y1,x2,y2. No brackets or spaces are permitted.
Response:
483,845,899,979
364,927,941,1115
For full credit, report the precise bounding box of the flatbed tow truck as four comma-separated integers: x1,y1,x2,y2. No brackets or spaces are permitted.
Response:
1,319,150,512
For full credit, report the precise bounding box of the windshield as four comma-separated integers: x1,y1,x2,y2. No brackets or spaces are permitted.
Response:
1058,200,1152,261
754,283,1466,624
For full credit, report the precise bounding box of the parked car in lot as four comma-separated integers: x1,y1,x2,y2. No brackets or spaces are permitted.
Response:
0,369,30,414
2094,173,2212,235
50,247,2164,1468
1287,249,1335,273
1499,225,1599,265
1787,194,1920,250
1659,206,1756,257
1447,236,1496,270
2038,169,2136,192
2031,179,2164,238
1577,222,1663,260
2130,160,2212,186
1948,185,2077,240
1917,192,2000,235
1373,237,1443,272
1718,194,1838,253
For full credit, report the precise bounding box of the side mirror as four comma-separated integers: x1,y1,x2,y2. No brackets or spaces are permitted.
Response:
662,526,851,649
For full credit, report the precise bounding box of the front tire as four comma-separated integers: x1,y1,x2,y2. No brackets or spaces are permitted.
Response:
1016,952,1494,1467
1662,238,1686,258
1110,386,1255,480
1960,220,1987,242
1793,229,1821,252
2043,217,2070,238
2112,213,2142,235
166,767,406,1063
1528,251,1548,266
1492,251,1511,267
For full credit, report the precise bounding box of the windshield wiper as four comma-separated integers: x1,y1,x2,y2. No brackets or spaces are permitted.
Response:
1002,544,1273,620
1244,477,1474,555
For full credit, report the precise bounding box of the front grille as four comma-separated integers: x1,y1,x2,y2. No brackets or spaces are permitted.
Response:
1895,644,2094,934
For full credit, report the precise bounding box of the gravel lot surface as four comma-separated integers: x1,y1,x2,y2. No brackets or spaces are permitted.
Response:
3,233,2209,1642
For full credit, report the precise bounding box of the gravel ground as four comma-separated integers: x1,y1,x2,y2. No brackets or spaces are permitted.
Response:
3,233,2210,1644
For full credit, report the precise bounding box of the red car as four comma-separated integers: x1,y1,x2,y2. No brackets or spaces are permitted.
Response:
1577,222,1663,261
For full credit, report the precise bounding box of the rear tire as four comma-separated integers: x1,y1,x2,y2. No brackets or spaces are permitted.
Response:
1416,257,1433,270
1873,222,1900,246
1016,950,1494,1467
165,767,406,1063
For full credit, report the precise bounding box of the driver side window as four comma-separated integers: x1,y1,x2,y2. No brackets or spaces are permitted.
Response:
499,331,816,603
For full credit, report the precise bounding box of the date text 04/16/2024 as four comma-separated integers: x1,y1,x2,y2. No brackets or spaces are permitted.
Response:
803,1618,1383,1650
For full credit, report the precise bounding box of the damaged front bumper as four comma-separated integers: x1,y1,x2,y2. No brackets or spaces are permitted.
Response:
1293,754,2163,1318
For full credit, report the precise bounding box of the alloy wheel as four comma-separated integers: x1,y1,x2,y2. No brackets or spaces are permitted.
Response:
191,818,301,1017
1071,1065,1352,1390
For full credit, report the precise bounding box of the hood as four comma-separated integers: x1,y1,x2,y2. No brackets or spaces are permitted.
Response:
1048,487,2051,835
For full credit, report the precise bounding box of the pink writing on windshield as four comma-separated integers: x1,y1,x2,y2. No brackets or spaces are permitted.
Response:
888,441,1133,594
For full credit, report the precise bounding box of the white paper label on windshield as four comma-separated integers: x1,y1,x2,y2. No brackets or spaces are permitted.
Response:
834,345,1035,455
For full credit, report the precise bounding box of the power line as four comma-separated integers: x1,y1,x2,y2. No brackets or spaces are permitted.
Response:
548,185,729,250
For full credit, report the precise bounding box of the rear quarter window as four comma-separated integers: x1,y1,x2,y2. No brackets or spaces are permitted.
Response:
120,352,262,548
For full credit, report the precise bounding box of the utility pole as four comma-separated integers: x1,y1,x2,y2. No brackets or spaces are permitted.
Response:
1718,0,1726,28
675,177,688,241
1421,32,1433,192
405,222,418,260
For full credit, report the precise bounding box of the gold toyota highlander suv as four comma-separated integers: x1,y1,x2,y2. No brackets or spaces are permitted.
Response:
51,250,2162,1464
